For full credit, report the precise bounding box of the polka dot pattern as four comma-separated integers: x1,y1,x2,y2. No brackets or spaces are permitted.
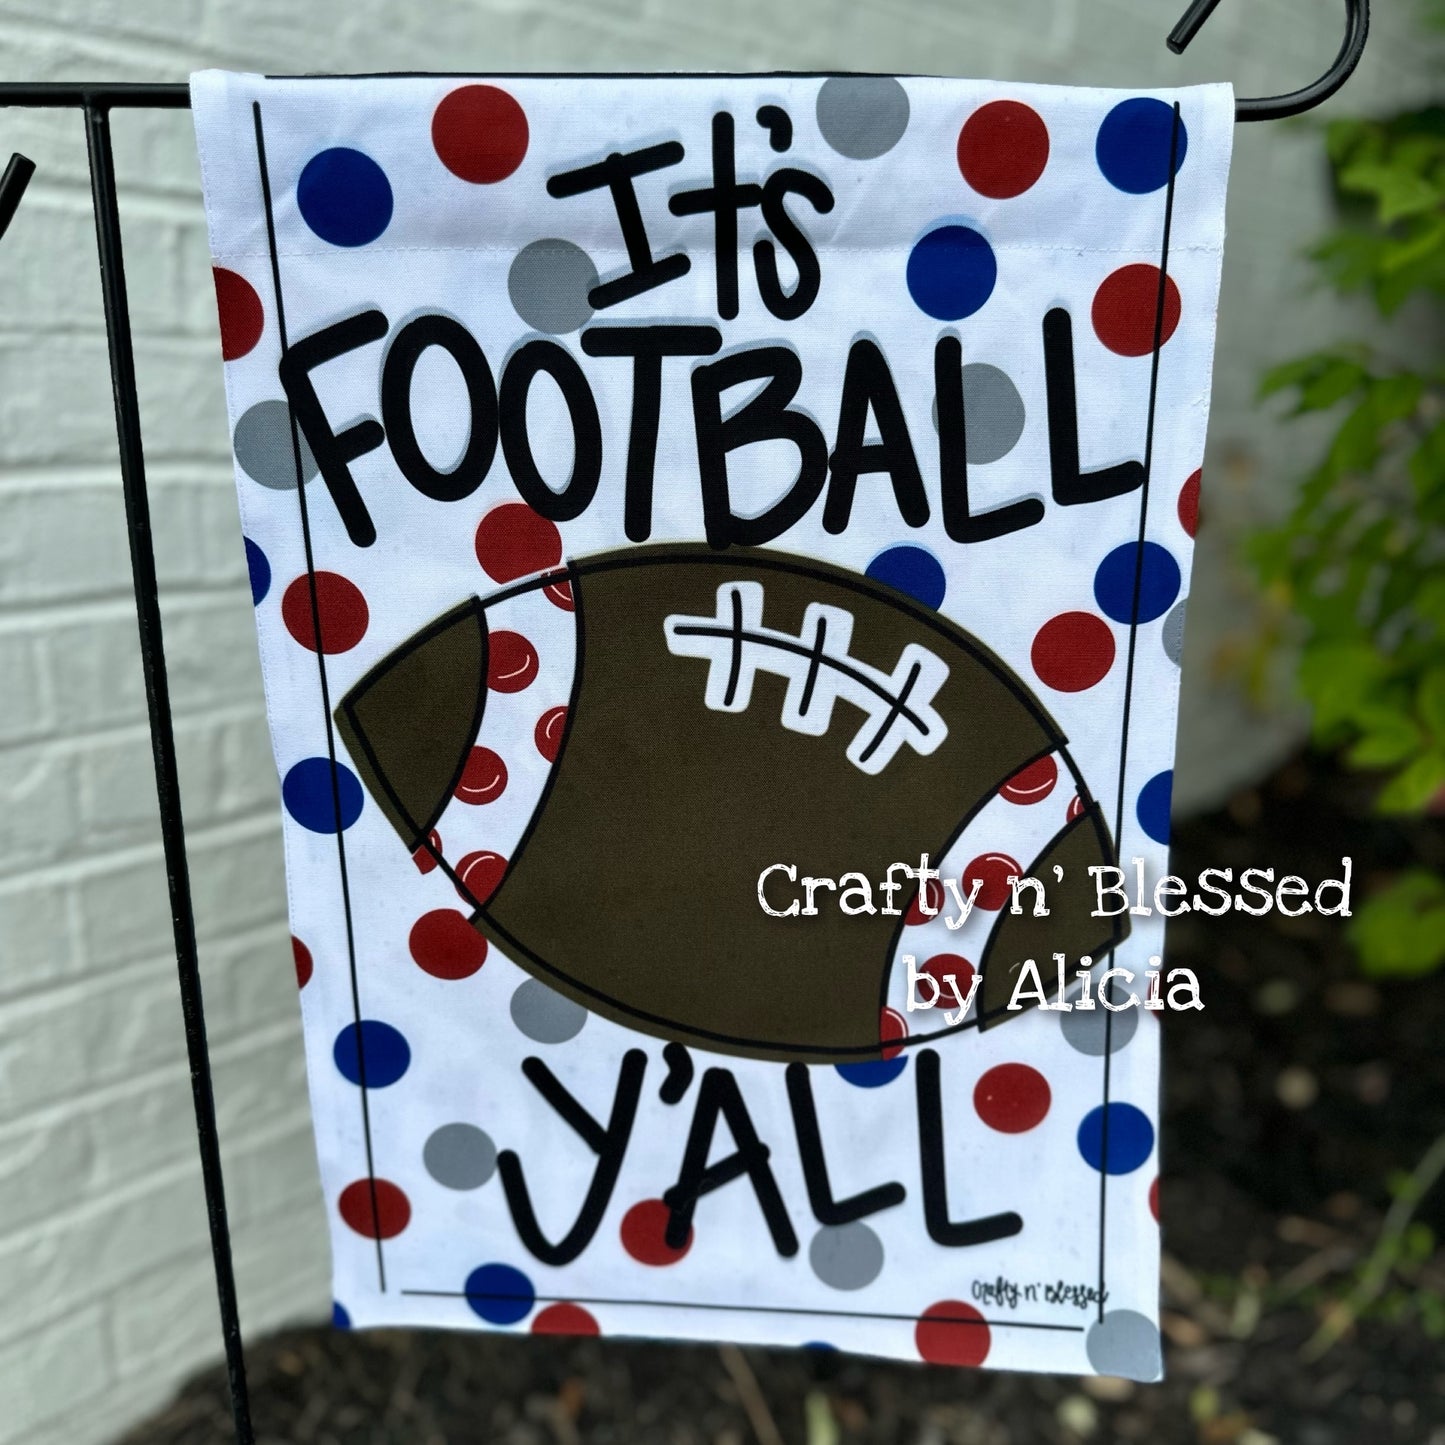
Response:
534,705,567,762
1093,541,1182,625
283,757,363,833
961,853,1021,913
1000,755,1057,805
298,148,393,247
1032,611,1115,692
957,101,1049,198
532,1302,600,1336
487,631,539,693
1086,1308,1162,1381
333,1020,411,1088
916,1300,990,1367
233,400,317,490
1136,769,1173,845
510,978,587,1043
456,849,508,904
244,538,270,605
866,544,946,610
1178,468,1201,537
1092,265,1181,357
1061,999,1138,1056
810,1222,885,1290
454,746,508,805
508,239,597,334
338,1178,411,1239
475,503,563,583
212,268,263,360
973,1063,1051,1133
621,1199,692,1265
1077,1102,1155,1174
424,1123,497,1189
907,225,997,321
464,1262,535,1325
432,85,529,184
409,909,488,980
292,936,313,989
816,76,910,159
1096,98,1188,194
281,572,369,654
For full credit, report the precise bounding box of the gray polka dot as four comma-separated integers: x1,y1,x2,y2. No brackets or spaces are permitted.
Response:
1163,597,1187,666
508,238,598,334
1086,1309,1162,1382
816,77,910,160
510,978,587,1043
809,1221,884,1290
233,400,318,489
423,1123,497,1190
1061,999,1139,1056
931,365,1027,464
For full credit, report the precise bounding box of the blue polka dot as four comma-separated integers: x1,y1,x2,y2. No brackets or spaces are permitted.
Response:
333,1020,411,1088
464,1262,535,1325
1096,98,1188,195
866,545,946,610
836,1056,907,1088
244,537,270,605
297,148,393,247
1093,541,1181,625
283,757,364,833
906,225,996,321
1136,769,1173,845
331,1301,352,1330
1077,1102,1155,1175
803,1341,837,1352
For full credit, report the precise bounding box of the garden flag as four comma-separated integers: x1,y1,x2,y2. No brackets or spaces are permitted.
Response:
192,70,1233,1377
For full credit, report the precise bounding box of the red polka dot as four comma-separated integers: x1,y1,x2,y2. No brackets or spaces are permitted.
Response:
456,850,508,905
1031,611,1115,692
957,101,1049,199
338,1178,410,1239
454,746,508,805
1001,755,1058,805
1149,1176,1160,1223
531,1302,600,1336
543,576,575,611
1092,264,1181,357
1067,794,1086,821
973,1063,1051,1133
413,829,442,874
621,1198,692,1266
923,953,975,1001
905,877,946,925
961,853,1021,912
535,705,567,763
292,936,313,989
916,1300,991,1367
409,908,488,979
880,1007,907,1060
212,268,263,361
281,572,369,654
432,85,529,184
474,503,562,582
1178,469,1201,538
488,631,538,693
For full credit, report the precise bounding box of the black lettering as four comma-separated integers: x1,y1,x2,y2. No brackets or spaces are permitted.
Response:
754,169,833,321
824,338,928,534
380,314,498,503
499,340,603,521
663,1067,798,1257
496,1049,646,1266
1042,308,1144,506
580,324,722,540
936,334,1044,542
547,143,690,308
276,309,388,547
690,345,827,548
786,1063,905,1224
916,1050,1024,1247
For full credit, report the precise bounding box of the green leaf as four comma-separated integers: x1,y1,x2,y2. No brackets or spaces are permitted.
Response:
1419,666,1445,739
1377,750,1445,812
1348,705,1423,767
1350,871,1445,978
1339,161,1444,223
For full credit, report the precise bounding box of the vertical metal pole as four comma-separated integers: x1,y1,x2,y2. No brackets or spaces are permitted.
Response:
83,101,255,1445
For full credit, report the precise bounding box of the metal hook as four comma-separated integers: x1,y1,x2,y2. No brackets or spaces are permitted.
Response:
0,152,35,241
1170,0,1370,122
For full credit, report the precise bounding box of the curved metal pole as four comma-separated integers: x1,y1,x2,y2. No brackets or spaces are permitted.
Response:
1170,0,1371,122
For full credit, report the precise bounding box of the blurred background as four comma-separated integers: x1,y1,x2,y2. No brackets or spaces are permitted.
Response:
0,2,1442,1443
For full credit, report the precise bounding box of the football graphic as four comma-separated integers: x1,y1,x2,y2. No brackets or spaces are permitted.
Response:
336,545,1127,1063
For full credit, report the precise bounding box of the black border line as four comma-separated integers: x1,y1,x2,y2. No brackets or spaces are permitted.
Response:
253,101,387,1291
1095,101,1186,1324
399,1289,1086,1332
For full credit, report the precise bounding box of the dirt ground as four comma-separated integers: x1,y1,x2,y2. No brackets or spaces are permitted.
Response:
121,753,1445,1445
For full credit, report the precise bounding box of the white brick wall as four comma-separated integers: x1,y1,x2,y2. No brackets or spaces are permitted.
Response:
0,2,1435,1441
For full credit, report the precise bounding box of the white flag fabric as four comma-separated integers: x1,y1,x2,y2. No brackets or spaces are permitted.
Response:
191,70,1232,1377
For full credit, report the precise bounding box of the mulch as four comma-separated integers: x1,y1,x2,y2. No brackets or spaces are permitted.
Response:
121,753,1445,1445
